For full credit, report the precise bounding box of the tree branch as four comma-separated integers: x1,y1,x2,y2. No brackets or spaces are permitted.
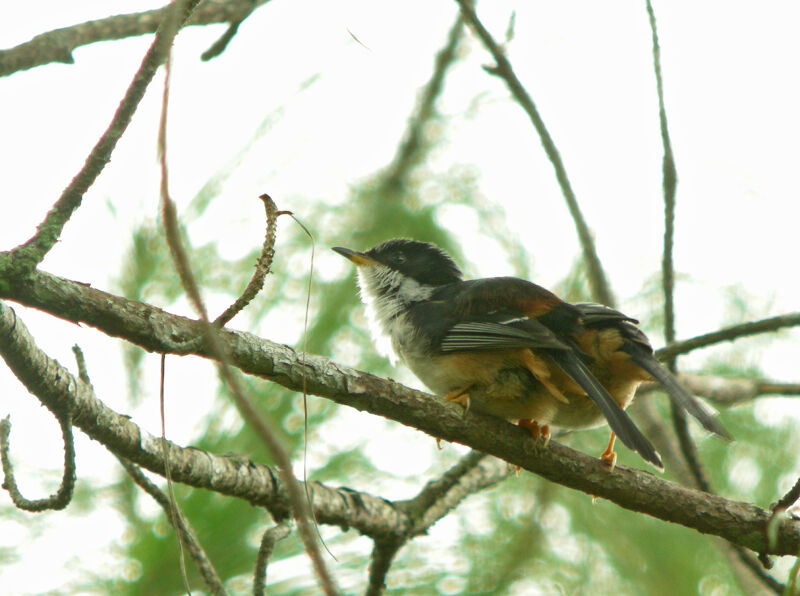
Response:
455,0,614,306
118,456,226,595
2,284,800,555
0,0,271,77
656,314,800,360
6,0,202,275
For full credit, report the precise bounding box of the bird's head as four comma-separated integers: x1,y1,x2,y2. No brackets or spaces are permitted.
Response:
334,238,461,305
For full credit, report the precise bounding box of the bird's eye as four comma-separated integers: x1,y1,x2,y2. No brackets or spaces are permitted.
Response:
393,253,407,265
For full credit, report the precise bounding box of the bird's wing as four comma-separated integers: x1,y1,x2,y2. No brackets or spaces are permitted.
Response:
438,279,663,467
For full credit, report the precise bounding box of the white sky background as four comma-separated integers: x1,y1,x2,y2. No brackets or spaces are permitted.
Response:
1,1,800,593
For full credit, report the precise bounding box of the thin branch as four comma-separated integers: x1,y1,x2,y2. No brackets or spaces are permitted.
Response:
366,541,402,596
380,13,464,193
253,521,292,596
2,298,800,556
645,5,781,590
0,412,76,512
774,477,800,512
672,374,800,406
455,0,613,306
647,0,678,352
5,0,201,274
118,456,227,595
213,194,283,327
0,0,272,77
156,52,336,592
656,313,800,360
645,0,712,495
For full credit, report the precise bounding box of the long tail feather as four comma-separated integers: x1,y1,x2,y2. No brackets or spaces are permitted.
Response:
628,351,731,440
550,351,663,469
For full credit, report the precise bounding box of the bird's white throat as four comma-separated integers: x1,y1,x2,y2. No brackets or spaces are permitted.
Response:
355,265,434,362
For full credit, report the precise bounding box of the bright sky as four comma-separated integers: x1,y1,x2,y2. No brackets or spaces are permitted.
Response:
2,1,799,593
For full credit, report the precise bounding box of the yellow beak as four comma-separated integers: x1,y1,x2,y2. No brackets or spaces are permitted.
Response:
332,246,378,266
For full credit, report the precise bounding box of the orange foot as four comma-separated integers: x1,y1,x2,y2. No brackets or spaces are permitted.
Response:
518,419,550,446
599,432,618,471
444,384,472,413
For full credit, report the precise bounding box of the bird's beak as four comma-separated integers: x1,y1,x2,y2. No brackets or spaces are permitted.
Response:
332,246,377,266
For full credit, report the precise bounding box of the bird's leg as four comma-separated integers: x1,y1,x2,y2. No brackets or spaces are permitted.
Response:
600,432,617,470
521,350,569,404
518,419,550,446
444,384,472,412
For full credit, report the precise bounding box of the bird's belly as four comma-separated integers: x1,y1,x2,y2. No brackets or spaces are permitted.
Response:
404,350,565,423
405,349,644,430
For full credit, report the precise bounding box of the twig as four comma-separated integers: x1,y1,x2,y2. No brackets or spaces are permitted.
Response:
645,0,712,494
213,194,283,327
647,0,678,354
201,4,255,63
455,0,614,306
118,456,227,595
6,0,201,275
157,60,337,593
253,521,293,596
381,13,464,192
656,313,800,360
674,374,800,406
775,477,800,512
366,541,402,596
0,412,76,512
0,0,273,77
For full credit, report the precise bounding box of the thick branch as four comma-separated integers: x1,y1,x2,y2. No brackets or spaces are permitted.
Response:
2,280,800,554
0,0,271,77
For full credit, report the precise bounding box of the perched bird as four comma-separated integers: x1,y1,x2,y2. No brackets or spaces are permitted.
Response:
333,238,729,469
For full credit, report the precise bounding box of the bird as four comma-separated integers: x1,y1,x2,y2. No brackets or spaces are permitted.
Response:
333,238,729,469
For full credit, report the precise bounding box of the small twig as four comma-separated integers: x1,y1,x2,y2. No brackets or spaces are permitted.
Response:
0,0,272,77
656,313,800,360
366,541,402,596
775,477,800,512
0,412,76,512
402,450,488,517
157,61,337,593
673,374,800,406
118,456,227,595
201,16,246,61
455,0,614,306
253,520,293,596
71,345,92,386
213,194,283,327
381,12,464,191
7,0,201,274
646,0,711,494
731,546,784,594
647,0,678,356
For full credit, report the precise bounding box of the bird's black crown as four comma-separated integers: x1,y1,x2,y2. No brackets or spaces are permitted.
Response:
365,238,462,287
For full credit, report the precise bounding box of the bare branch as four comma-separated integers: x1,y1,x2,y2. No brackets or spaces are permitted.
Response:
6,0,202,274
0,0,272,77
118,456,227,595
656,314,800,360
455,0,613,306
677,374,800,406
2,293,800,555
254,521,293,596
0,412,76,512
157,58,336,591
213,194,284,327
366,541,402,596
